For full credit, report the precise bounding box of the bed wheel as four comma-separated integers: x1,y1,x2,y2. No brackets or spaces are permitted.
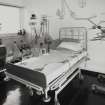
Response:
2,72,10,82
79,74,84,84
43,89,51,102
54,98,60,105
43,95,51,102
36,91,42,95
91,84,98,94
79,73,84,81
4,76,10,81
91,84,96,91
27,86,34,96
54,92,60,105
29,89,34,96
55,101,60,105
78,68,84,81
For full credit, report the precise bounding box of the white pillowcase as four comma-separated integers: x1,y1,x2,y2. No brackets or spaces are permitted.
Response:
57,42,82,52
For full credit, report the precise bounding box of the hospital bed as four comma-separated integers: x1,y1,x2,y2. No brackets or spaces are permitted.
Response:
6,27,88,105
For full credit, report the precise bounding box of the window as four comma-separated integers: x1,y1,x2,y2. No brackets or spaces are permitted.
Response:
0,5,20,34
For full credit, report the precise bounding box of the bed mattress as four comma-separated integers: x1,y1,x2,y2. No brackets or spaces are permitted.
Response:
6,49,87,88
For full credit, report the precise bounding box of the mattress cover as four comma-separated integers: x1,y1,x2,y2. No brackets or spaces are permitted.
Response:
6,49,87,88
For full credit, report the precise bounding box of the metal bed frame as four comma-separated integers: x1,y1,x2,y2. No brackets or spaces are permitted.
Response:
59,27,87,50
6,27,87,105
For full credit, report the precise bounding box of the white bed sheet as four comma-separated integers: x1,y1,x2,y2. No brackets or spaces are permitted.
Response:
16,49,87,85
57,42,83,52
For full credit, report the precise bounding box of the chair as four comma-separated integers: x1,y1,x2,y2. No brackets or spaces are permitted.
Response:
0,45,7,80
91,74,105,95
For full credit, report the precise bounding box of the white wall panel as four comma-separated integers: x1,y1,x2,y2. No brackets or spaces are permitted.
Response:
0,5,20,34
0,0,24,7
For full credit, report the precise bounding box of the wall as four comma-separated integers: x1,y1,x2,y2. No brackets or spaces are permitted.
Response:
23,0,105,38
1,34,25,56
23,0,105,73
0,0,25,35
0,0,25,28
0,5,21,34
0,0,25,56
0,0,24,7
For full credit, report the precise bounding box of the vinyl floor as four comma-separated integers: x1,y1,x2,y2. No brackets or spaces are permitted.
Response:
0,70,105,105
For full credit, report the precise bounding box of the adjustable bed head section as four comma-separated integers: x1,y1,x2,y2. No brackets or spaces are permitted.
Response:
59,27,87,51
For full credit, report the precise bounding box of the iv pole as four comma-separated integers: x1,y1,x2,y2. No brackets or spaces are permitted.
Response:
39,15,52,53
29,14,38,47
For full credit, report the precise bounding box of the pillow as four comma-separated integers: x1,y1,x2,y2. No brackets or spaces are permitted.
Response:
61,38,80,43
57,42,82,52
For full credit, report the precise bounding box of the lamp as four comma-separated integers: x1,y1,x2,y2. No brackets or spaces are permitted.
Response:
30,14,36,20
29,14,36,26
56,0,76,19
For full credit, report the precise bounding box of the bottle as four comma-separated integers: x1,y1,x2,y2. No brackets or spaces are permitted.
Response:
39,42,46,55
